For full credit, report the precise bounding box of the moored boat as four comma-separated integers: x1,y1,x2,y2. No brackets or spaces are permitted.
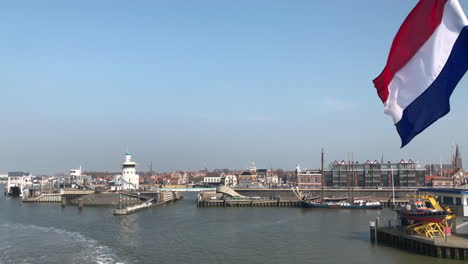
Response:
302,201,341,209
338,200,382,209
302,199,381,209
398,200,449,223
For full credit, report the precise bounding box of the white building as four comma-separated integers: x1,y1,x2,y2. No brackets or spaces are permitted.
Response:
70,167,82,177
70,166,92,186
224,175,238,187
121,152,139,190
265,172,279,186
203,176,221,185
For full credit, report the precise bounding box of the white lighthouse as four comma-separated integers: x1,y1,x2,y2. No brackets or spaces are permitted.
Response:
121,152,139,190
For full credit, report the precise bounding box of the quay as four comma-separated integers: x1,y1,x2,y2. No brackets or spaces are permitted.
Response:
198,197,302,207
197,186,412,208
197,186,303,207
21,190,95,203
373,225,468,260
234,188,414,207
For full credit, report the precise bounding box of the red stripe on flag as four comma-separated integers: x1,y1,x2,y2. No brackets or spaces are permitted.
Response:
373,0,447,103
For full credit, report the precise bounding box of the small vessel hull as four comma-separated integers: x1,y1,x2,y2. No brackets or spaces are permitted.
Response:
302,201,330,208
340,204,382,209
302,201,381,209
400,211,448,223
8,186,21,197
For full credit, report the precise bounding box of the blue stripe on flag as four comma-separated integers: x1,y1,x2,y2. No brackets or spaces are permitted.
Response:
396,26,468,148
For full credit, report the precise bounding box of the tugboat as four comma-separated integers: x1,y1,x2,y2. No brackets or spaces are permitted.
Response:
396,195,455,238
398,198,449,223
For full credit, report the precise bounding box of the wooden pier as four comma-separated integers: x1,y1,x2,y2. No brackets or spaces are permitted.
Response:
197,198,303,207
21,190,95,203
197,193,302,207
373,226,468,260
22,193,63,203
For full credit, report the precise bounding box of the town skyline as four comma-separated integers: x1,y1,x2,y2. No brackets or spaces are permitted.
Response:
4,146,461,176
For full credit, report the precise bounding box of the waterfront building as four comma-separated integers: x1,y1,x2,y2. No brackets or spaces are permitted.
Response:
69,166,92,186
203,176,221,186
431,177,456,188
265,170,279,186
237,162,259,186
419,188,468,234
238,171,258,185
249,162,257,174
256,169,267,183
296,168,321,189
324,160,425,188
120,152,139,190
223,174,238,187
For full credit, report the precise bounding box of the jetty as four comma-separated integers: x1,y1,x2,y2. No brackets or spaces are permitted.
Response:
372,224,468,260
197,186,302,207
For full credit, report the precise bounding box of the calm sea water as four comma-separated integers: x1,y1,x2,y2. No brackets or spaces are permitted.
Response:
0,189,459,264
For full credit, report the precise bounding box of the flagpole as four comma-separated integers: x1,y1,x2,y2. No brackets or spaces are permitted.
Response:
391,167,395,207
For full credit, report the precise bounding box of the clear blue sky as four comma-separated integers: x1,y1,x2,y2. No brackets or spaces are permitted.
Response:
1,0,468,174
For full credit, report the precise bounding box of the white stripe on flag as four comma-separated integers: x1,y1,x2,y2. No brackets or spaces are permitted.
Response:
384,0,468,124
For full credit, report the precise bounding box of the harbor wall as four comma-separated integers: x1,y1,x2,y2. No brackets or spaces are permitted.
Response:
374,227,468,260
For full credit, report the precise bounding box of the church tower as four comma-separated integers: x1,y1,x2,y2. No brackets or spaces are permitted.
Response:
454,144,463,170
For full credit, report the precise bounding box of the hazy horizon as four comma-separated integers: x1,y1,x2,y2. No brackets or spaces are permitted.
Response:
2,0,467,174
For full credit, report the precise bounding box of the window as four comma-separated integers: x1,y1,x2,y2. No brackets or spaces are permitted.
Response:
456,197,462,205
442,196,454,205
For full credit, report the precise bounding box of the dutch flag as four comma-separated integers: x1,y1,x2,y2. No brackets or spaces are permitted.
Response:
374,0,468,147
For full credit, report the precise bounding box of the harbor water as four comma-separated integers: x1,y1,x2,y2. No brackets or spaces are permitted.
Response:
0,190,459,264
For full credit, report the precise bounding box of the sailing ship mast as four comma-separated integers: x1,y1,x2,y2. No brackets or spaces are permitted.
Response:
321,148,324,203
351,152,354,203
347,153,351,203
